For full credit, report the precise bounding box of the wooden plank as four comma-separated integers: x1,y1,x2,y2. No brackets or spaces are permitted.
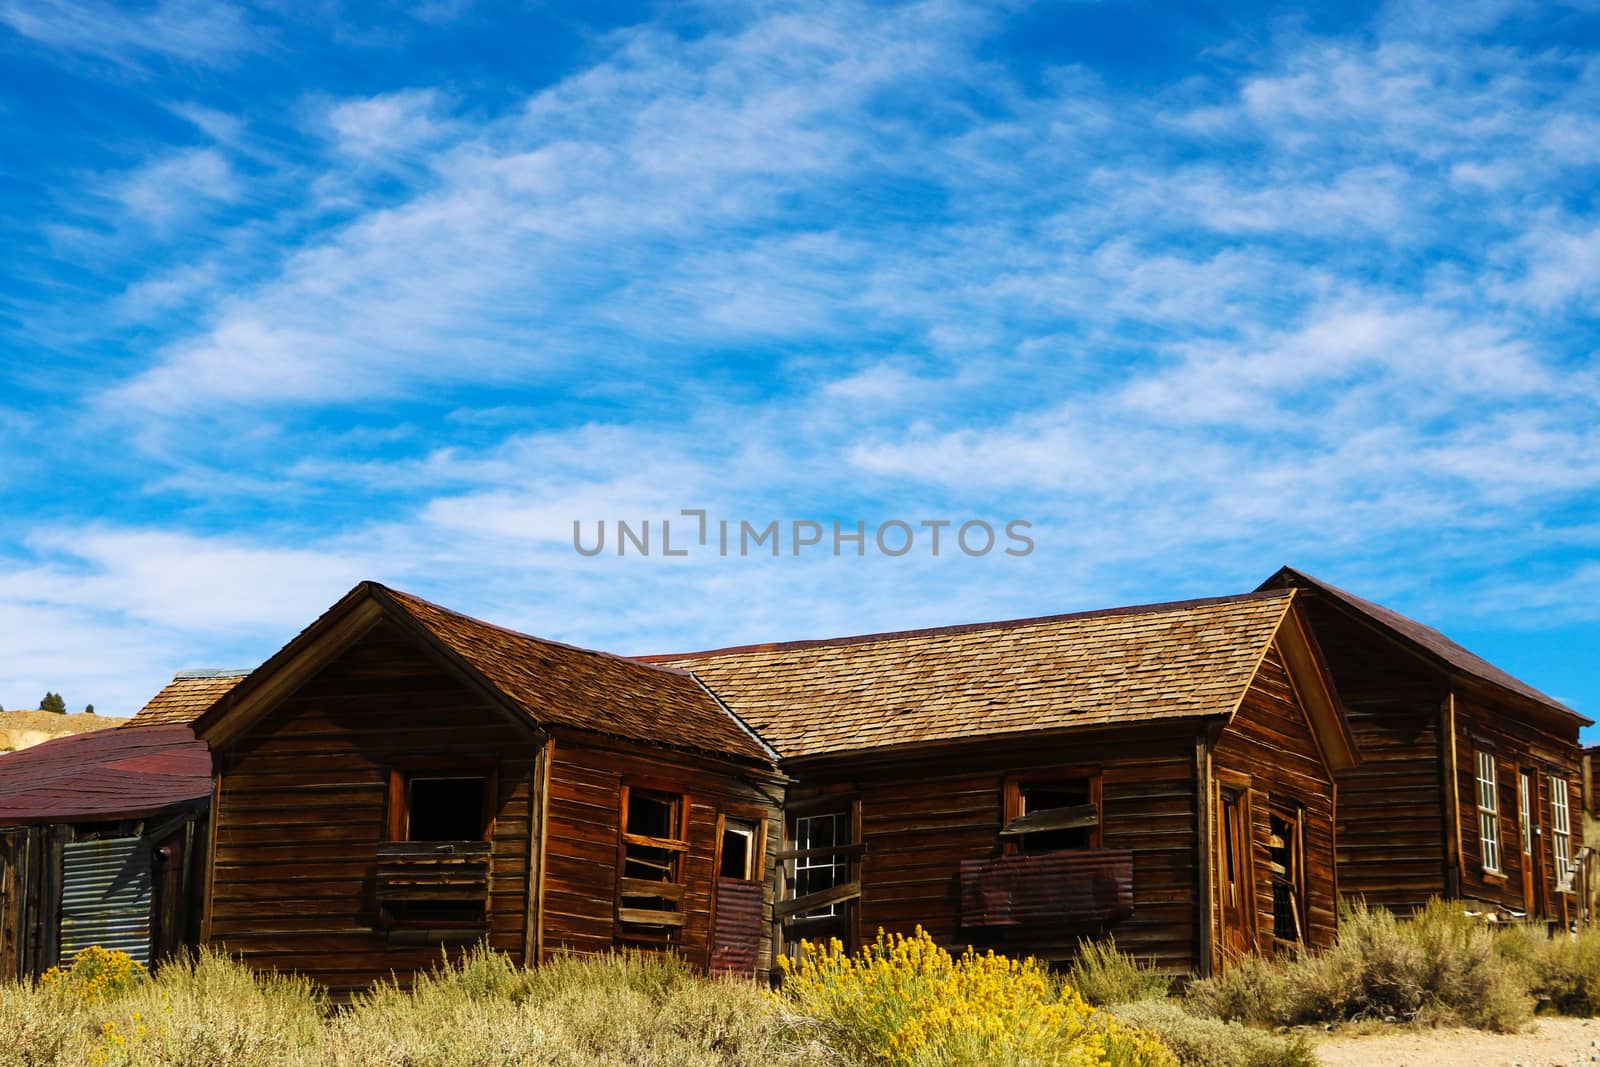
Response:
617,908,686,927
1444,692,1463,896
1195,732,1215,977
524,738,549,966
775,880,862,920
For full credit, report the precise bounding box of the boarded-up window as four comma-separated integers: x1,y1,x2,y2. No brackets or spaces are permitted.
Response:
1552,777,1572,884
1476,751,1502,874
380,766,495,936
59,837,153,966
617,786,689,939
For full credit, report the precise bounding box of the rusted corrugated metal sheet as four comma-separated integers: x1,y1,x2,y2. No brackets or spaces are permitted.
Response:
59,837,153,965
959,849,1134,929
0,726,210,825
710,878,764,976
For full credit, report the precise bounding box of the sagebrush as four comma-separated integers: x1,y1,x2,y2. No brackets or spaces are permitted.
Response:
1187,898,1532,1032
1066,936,1171,1006
1109,999,1318,1067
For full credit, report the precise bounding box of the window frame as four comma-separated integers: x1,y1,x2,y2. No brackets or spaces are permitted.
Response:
1001,766,1103,855
1476,750,1503,875
1519,769,1535,860
378,758,498,938
715,806,768,884
791,810,851,918
615,780,692,939
1552,776,1572,886
386,759,498,844
778,794,863,948
1268,802,1306,947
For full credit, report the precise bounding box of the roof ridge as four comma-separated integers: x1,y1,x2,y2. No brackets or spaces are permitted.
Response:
641,588,1293,662
376,584,700,681
173,668,252,680
1263,566,1583,722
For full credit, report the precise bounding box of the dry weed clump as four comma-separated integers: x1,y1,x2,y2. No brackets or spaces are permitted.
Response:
1065,936,1172,1007
1186,899,1532,1033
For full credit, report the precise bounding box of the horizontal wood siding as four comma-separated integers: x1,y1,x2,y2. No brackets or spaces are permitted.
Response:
540,733,781,974
1212,642,1338,953
1301,599,1448,913
785,733,1202,974
206,620,539,992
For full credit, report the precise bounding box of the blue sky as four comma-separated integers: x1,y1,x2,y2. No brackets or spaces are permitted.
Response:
0,0,1597,737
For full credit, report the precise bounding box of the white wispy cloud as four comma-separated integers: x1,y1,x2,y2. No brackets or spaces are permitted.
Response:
4,0,1600,717
0,0,253,65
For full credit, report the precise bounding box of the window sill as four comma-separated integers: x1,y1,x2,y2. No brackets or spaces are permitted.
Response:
1481,870,1509,884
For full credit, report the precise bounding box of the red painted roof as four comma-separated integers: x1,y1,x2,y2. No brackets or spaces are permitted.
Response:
0,725,211,825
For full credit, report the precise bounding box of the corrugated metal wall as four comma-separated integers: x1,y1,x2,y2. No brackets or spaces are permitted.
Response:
59,837,153,965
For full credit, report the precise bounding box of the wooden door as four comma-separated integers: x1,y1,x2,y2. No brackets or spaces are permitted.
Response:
1519,770,1537,915
1219,789,1253,962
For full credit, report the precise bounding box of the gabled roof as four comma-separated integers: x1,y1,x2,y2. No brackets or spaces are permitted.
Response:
646,589,1316,760
127,669,251,727
195,582,774,766
380,587,774,763
1259,567,1589,725
0,725,211,825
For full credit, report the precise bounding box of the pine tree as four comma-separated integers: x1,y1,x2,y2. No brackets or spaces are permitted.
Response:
40,692,66,714
85,704,95,715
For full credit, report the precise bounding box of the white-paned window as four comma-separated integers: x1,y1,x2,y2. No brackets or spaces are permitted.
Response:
1476,751,1502,874
1552,777,1572,884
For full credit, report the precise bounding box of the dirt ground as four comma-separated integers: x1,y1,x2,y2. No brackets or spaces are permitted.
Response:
1315,1017,1600,1066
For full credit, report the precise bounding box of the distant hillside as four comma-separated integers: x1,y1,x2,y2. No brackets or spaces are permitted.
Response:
0,710,128,754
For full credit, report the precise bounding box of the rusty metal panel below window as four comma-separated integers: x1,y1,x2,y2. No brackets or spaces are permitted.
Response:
59,837,153,965
959,848,1134,930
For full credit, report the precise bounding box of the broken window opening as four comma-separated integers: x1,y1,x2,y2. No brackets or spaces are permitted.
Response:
378,766,495,940
1000,773,1102,855
618,787,689,937
405,776,490,842
721,817,760,881
1269,808,1304,944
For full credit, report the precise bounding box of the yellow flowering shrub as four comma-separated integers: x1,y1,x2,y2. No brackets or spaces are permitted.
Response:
39,946,146,1002
776,927,1177,1067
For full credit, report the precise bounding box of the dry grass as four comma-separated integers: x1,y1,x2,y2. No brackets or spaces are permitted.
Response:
0,946,832,1067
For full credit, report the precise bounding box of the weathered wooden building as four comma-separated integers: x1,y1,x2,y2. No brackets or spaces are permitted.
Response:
13,569,1582,989
651,588,1357,977
0,723,212,979
1260,568,1590,923
176,582,783,993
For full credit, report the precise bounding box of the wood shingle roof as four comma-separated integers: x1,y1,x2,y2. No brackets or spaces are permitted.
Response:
647,589,1298,759
378,587,775,764
128,670,250,727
